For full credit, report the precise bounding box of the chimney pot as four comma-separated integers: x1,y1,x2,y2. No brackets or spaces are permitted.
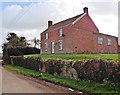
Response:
48,21,53,27
83,7,88,14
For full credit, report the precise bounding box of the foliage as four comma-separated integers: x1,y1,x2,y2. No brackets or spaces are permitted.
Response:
7,47,40,56
33,37,40,48
2,33,40,62
4,64,120,94
4,32,28,48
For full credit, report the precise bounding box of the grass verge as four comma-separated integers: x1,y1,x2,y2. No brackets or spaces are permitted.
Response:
4,64,120,94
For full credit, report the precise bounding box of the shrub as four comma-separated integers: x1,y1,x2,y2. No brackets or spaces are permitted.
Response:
2,47,40,64
7,47,40,56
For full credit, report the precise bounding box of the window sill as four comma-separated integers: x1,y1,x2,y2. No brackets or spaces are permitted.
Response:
107,45,112,46
59,49,63,51
98,44,103,45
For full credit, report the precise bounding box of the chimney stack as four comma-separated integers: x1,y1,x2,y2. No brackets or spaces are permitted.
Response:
48,21,53,27
83,7,88,14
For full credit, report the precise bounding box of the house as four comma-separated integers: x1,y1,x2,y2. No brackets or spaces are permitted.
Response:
40,7,118,54
118,45,120,53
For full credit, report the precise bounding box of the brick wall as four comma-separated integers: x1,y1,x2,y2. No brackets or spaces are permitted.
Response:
41,14,118,54
93,34,118,53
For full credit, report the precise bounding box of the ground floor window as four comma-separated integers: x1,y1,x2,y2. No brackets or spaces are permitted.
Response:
45,42,48,51
59,41,63,50
98,37,103,45
108,38,112,45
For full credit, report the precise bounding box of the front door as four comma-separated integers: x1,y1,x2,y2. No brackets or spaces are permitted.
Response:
51,41,55,53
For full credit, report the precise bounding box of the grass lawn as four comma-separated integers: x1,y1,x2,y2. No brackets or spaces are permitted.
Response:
24,54,119,61
4,64,120,94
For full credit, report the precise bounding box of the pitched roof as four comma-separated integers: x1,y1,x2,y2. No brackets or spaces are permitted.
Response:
42,7,100,33
94,32,118,38
42,13,85,33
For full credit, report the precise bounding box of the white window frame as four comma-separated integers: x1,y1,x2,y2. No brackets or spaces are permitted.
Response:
51,41,55,53
45,42,48,51
45,33,48,39
59,41,63,50
59,28,63,37
108,38,112,46
98,37,103,45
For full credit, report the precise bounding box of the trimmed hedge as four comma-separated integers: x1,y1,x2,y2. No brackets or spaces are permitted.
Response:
2,47,40,64
7,47,40,56
9,56,120,83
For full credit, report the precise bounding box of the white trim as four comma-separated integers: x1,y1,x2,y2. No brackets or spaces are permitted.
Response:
51,41,55,53
45,42,48,51
107,38,112,46
45,33,48,39
72,13,86,25
59,28,63,37
58,40,63,50
98,36,103,45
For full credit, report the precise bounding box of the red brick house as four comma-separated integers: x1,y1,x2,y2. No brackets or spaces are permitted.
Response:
41,7,118,54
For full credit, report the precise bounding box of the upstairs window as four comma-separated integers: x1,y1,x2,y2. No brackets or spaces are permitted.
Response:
108,38,112,45
59,41,63,50
59,28,63,37
45,42,48,51
98,37,103,45
45,33,48,39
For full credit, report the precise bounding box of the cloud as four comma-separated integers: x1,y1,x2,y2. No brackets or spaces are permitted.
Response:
0,0,119,53
2,0,84,31
2,1,118,31
2,5,23,28
85,1,118,37
86,2,118,16
92,14,118,35
1,0,33,2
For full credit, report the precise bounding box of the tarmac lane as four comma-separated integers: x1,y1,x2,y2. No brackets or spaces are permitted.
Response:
2,61,48,93
0,60,2,94
1,60,69,94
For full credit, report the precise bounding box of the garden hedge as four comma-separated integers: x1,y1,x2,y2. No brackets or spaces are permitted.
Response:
2,47,40,63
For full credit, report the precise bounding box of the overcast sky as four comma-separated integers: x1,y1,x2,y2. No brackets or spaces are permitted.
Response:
0,0,119,53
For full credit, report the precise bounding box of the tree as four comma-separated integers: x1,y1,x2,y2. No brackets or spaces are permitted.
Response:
20,36,27,47
6,33,17,41
2,33,40,63
34,37,40,48
4,32,28,48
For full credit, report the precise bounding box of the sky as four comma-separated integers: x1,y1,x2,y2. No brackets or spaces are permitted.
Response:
0,0,120,53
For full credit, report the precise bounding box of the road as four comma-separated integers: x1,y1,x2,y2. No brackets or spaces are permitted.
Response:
0,60,2,94
0,60,69,93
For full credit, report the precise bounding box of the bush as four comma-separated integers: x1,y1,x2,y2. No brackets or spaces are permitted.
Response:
2,47,40,63
7,47,40,56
